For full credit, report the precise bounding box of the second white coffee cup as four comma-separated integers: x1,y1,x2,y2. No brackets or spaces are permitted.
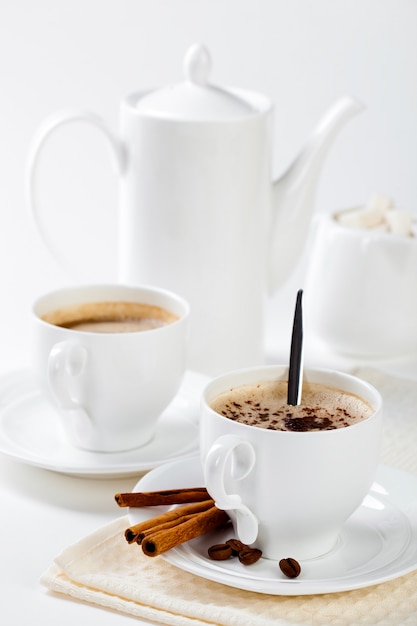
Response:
32,284,189,452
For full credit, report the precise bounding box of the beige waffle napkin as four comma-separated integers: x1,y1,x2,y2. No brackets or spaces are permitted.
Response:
41,367,417,626
41,514,417,626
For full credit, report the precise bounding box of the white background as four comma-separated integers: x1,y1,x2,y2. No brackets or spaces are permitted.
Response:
0,0,416,370
0,4,417,623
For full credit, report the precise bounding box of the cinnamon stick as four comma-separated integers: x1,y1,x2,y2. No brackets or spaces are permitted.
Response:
142,506,230,557
115,487,210,508
135,513,196,544
124,499,214,543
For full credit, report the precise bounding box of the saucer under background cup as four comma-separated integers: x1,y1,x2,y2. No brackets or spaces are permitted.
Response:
0,369,209,478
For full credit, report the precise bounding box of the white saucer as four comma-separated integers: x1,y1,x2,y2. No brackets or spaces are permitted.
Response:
0,369,209,478
130,457,417,595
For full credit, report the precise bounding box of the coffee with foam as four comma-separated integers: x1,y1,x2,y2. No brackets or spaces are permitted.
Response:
42,301,178,333
210,379,373,431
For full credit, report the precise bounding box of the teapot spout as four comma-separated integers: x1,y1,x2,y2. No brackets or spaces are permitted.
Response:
268,96,365,294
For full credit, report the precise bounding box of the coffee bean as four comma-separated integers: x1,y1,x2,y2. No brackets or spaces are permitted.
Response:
279,557,301,578
225,538,247,556
238,548,262,565
207,543,233,560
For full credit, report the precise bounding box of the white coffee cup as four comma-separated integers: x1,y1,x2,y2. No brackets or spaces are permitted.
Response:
304,212,417,358
32,284,189,452
201,365,383,560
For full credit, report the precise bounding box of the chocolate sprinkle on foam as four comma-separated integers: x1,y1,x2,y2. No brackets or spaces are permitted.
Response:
284,416,335,432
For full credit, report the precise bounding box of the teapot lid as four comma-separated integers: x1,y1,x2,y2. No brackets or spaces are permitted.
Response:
134,44,260,120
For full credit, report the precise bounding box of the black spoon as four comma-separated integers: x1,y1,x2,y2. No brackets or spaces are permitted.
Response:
287,289,303,405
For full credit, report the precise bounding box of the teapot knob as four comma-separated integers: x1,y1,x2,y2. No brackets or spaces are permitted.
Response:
184,43,211,86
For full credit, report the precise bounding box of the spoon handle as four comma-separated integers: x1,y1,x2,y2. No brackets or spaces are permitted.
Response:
287,289,303,405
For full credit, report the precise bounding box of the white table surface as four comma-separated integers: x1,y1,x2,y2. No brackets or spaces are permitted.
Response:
1,291,417,626
0,454,139,625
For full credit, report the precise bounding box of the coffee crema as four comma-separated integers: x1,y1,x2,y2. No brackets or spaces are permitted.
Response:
42,301,178,333
210,380,373,431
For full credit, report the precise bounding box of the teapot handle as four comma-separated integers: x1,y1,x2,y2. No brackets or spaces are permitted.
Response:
25,109,125,268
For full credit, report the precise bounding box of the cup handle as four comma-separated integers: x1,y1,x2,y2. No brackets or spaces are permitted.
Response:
47,340,91,425
204,434,258,544
25,109,125,269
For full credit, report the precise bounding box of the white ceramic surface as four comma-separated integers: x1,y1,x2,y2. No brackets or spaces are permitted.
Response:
32,284,189,452
26,44,363,375
0,368,208,478
200,365,383,560
130,457,417,596
305,212,417,358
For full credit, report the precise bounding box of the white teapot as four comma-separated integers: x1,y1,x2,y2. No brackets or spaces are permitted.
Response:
27,44,363,374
